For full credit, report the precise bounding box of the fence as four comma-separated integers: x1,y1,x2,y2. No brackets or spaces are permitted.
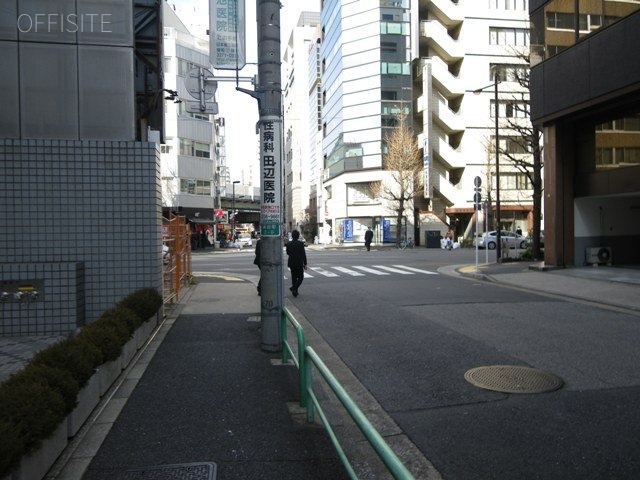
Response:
162,213,192,304
281,307,414,480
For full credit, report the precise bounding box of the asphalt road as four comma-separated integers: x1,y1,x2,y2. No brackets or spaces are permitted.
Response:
194,247,640,480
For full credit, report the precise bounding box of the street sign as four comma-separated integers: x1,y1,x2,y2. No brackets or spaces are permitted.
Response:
185,67,217,100
185,101,218,115
474,176,482,188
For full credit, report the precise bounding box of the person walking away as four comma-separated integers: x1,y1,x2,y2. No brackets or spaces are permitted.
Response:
364,226,373,251
253,238,262,295
286,230,307,297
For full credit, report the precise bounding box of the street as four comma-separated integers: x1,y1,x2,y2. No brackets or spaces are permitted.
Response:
193,247,640,479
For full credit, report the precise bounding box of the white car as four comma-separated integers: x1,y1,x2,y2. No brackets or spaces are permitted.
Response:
238,233,253,247
473,230,530,250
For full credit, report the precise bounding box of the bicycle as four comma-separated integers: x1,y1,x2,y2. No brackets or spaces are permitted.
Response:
399,237,414,249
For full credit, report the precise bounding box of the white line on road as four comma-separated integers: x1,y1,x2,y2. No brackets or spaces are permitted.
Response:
353,266,390,275
332,266,366,276
392,265,438,275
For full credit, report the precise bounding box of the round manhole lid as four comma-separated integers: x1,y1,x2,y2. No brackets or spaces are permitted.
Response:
464,365,563,394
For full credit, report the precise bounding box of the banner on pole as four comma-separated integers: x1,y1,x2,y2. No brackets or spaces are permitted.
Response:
259,117,282,236
209,0,246,70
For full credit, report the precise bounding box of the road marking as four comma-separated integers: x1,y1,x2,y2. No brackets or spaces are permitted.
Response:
392,265,438,275
192,272,244,281
332,266,366,276
352,266,390,275
373,265,414,274
309,266,339,277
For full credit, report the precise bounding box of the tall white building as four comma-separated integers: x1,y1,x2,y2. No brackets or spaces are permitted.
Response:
283,11,321,237
320,0,414,244
414,0,534,240
161,4,223,226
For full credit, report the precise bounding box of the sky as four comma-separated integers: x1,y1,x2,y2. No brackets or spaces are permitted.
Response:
168,0,319,183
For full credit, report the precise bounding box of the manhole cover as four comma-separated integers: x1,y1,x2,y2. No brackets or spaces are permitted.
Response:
120,462,216,480
464,365,563,394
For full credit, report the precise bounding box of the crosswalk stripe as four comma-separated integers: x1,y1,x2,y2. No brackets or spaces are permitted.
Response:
392,265,438,275
332,266,366,276
373,265,414,275
353,266,390,275
309,266,339,277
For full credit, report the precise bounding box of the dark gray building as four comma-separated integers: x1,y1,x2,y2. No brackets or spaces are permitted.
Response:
529,1,640,267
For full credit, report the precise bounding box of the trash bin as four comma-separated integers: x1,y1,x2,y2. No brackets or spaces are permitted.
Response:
425,230,441,248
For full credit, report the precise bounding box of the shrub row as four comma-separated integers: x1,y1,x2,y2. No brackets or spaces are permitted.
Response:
0,287,163,478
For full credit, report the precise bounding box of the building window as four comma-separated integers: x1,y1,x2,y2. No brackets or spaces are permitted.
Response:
490,100,529,118
490,63,528,82
595,114,640,170
180,179,212,196
489,27,530,46
496,173,532,190
381,62,411,75
380,21,409,35
180,139,211,158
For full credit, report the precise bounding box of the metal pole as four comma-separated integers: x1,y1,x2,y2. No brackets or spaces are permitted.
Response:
256,0,283,352
232,180,239,236
494,70,502,263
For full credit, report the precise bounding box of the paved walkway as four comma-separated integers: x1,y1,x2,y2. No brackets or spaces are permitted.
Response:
2,260,638,479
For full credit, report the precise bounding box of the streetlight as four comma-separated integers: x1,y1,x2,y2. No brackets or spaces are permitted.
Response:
474,69,502,262
232,180,240,237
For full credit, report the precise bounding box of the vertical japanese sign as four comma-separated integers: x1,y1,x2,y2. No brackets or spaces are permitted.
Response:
422,59,432,199
209,0,246,70
343,219,353,241
260,117,282,236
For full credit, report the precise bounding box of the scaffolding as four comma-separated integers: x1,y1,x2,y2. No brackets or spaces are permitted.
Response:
162,213,192,305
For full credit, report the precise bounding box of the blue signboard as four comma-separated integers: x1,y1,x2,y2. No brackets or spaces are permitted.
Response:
343,219,353,241
383,220,391,242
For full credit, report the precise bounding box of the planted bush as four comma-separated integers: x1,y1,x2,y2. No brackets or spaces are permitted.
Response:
15,364,80,414
119,287,162,323
32,337,102,387
0,376,66,477
0,287,164,478
77,309,131,363
100,305,140,336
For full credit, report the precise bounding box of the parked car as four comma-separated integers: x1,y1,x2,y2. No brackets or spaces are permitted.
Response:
527,230,544,247
473,230,530,250
238,233,253,247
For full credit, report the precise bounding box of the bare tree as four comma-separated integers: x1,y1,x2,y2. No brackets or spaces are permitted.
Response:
371,112,423,246
497,51,544,260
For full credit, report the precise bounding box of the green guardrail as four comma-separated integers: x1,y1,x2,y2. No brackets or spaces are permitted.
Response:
281,307,414,480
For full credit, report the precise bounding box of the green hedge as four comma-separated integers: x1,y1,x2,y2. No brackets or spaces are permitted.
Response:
0,287,163,479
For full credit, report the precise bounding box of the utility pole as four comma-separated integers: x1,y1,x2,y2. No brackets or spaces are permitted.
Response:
252,0,283,351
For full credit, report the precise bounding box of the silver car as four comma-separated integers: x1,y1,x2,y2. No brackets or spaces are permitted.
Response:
474,230,529,250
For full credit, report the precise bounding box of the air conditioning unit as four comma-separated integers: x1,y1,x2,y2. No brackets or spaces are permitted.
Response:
586,247,612,265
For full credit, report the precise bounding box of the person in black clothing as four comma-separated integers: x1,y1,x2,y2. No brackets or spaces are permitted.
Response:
286,229,307,297
364,226,373,251
253,238,262,295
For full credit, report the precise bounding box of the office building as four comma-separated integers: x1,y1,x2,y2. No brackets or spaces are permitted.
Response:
529,0,640,266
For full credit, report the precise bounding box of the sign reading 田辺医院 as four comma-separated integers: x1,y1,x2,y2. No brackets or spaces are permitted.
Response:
260,117,282,236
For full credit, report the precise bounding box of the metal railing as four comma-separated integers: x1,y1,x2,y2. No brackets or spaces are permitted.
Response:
281,307,414,480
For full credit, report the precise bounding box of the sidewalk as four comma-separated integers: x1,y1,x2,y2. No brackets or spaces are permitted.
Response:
5,260,640,479
49,279,348,480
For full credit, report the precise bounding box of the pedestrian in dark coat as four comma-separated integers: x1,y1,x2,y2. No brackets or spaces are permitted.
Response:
364,227,373,251
253,238,262,295
286,230,307,297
